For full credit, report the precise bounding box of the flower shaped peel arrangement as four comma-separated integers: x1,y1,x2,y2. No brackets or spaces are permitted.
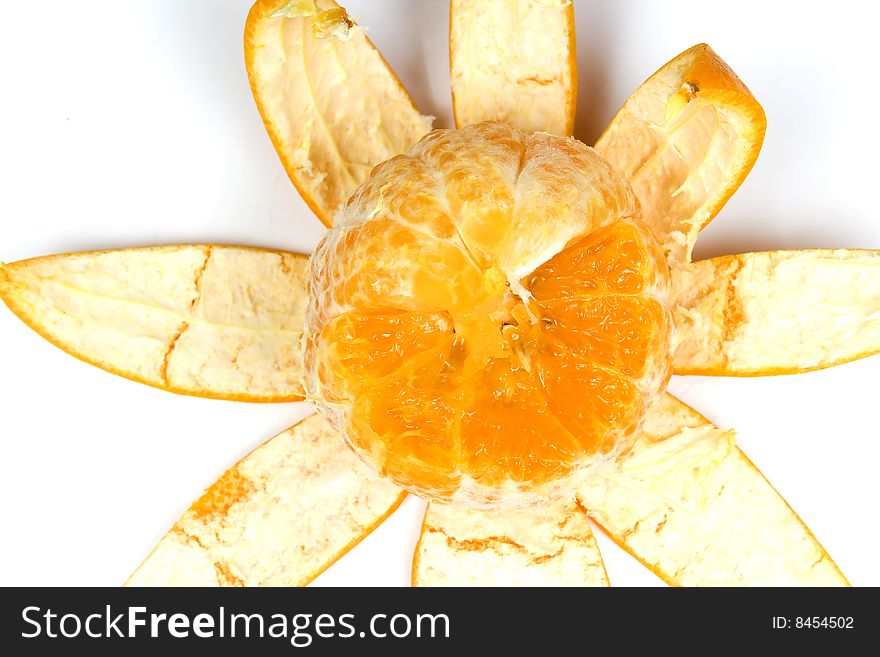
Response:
2,0,878,587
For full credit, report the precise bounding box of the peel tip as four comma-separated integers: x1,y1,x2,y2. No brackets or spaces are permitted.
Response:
0,261,19,301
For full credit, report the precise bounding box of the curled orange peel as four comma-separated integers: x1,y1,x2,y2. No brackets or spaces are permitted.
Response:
596,43,767,264
245,0,433,226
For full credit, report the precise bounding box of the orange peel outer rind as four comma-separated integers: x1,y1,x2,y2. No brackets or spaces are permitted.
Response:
412,498,608,586
672,249,880,376
577,394,850,586
245,0,433,226
595,43,766,264
125,413,406,587
0,245,310,402
450,0,577,136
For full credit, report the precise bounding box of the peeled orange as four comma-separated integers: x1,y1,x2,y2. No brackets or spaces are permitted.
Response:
303,122,671,506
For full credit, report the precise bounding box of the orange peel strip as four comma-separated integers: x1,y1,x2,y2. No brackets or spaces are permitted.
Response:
577,394,849,586
450,0,577,136
0,245,309,402
595,43,766,263
126,413,406,586
672,249,880,375
412,499,608,586
245,0,433,226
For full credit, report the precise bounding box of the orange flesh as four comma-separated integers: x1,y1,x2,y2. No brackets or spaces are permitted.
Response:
319,219,669,498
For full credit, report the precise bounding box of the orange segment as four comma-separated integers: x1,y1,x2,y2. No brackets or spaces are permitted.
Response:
420,125,524,268
245,0,432,226
536,356,642,453
412,124,637,280
541,296,669,377
310,218,484,321
347,155,459,240
351,344,464,499
459,361,583,490
527,219,666,300
304,123,672,506
318,310,454,400
595,44,766,263
450,0,577,136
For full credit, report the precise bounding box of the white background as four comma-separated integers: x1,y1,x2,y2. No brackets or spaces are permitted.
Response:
1,0,878,587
